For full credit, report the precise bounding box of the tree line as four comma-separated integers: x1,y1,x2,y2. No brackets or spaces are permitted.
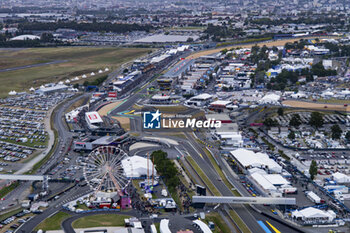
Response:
19,21,154,33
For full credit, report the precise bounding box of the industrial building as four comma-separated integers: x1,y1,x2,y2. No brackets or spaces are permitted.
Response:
73,134,129,151
185,93,213,107
291,207,336,224
35,84,68,95
85,111,104,129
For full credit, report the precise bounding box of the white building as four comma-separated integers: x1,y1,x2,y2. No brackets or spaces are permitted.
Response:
35,84,68,95
185,93,213,107
216,132,243,147
332,172,350,184
160,219,171,233
85,111,103,129
230,148,282,173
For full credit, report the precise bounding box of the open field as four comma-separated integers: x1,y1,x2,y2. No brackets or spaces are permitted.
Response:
0,47,151,98
283,100,350,112
186,36,337,59
72,214,130,228
0,182,19,198
34,211,71,231
98,101,122,116
112,116,131,131
205,212,236,233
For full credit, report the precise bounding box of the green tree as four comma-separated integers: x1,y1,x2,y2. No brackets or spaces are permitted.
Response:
263,118,278,127
345,131,350,141
289,114,302,127
186,37,194,42
277,107,284,116
220,48,228,55
40,32,54,42
151,150,180,193
331,124,342,140
309,160,318,180
288,131,295,140
309,112,324,128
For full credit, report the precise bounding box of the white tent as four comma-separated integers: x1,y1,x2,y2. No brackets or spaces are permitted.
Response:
332,172,350,183
8,90,17,95
121,156,156,178
74,77,79,81
258,93,280,105
82,74,87,78
90,72,95,76
98,70,103,73
29,87,35,92
105,67,109,72
58,81,64,85
291,92,307,99
10,34,40,41
321,91,334,98
230,148,282,173
291,207,336,222
160,219,171,233
65,79,70,84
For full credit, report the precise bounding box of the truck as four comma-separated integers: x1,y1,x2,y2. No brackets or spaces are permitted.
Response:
306,191,321,204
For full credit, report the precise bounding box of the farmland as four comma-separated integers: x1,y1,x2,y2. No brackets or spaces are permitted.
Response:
0,47,151,98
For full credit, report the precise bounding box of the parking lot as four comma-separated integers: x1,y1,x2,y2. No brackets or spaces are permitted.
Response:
0,92,74,111
270,111,350,149
273,112,348,126
0,93,74,171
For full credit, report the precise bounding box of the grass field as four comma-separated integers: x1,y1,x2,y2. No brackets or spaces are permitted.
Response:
0,207,23,222
0,47,151,98
34,211,71,231
204,212,234,233
229,210,252,233
72,214,130,228
283,100,350,112
0,181,19,198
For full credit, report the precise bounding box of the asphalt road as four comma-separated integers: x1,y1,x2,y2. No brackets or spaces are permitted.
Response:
38,94,90,175
17,185,91,233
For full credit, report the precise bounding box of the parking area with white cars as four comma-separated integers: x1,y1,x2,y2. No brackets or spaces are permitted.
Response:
0,141,35,162
0,106,47,147
0,92,75,172
0,92,74,111
272,112,347,127
270,111,349,149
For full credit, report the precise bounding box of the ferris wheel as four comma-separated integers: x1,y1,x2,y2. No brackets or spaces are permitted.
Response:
83,146,130,194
